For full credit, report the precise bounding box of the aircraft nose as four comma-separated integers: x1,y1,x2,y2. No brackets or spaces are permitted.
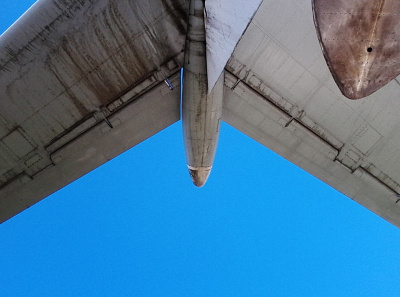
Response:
188,166,211,187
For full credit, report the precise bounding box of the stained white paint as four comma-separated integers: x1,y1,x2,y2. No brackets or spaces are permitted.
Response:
205,0,262,91
223,0,400,226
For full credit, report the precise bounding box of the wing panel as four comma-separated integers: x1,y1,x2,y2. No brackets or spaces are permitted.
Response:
224,0,400,227
223,71,400,227
0,72,181,223
0,0,187,222
205,0,262,91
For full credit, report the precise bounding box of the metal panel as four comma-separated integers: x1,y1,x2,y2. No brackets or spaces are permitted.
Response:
0,0,187,222
205,0,262,91
0,73,181,223
224,0,400,227
2,129,35,159
313,0,400,98
223,71,400,227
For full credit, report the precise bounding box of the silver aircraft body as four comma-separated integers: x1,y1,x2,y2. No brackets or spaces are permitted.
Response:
1,0,400,228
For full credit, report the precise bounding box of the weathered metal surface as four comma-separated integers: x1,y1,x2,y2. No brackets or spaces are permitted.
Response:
0,72,181,223
0,0,187,222
0,0,187,149
3,0,400,229
182,0,223,187
205,0,262,91
225,0,400,227
223,70,400,227
313,0,400,99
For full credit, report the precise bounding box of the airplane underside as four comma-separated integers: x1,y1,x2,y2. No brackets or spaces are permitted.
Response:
2,0,400,227
186,0,400,186
182,0,223,187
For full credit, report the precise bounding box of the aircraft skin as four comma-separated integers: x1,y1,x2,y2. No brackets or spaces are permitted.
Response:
1,0,400,228
313,0,400,99
182,0,223,187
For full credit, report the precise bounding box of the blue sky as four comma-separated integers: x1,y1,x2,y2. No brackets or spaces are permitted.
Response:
1,1,400,296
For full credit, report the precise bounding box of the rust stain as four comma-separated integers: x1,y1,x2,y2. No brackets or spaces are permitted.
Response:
313,0,400,99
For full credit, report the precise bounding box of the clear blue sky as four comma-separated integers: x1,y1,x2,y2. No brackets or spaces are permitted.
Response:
1,1,400,296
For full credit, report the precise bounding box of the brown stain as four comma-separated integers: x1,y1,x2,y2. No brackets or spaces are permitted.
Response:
1,0,89,72
160,0,188,36
47,52,89,117
43,0,188,108
313,0,400,99
3,0,188,127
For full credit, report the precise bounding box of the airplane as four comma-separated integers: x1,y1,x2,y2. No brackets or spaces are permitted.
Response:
1,0,400,229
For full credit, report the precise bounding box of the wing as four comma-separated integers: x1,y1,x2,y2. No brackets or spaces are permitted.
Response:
221,0,400,227
3,0,400,228
0,0,187,222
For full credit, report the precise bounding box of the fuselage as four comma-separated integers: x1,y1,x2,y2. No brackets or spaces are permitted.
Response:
182,0,223,187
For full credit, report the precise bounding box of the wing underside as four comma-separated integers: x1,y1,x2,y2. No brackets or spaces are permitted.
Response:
2,0,400,228
0,0,186,222
222,0,400,227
